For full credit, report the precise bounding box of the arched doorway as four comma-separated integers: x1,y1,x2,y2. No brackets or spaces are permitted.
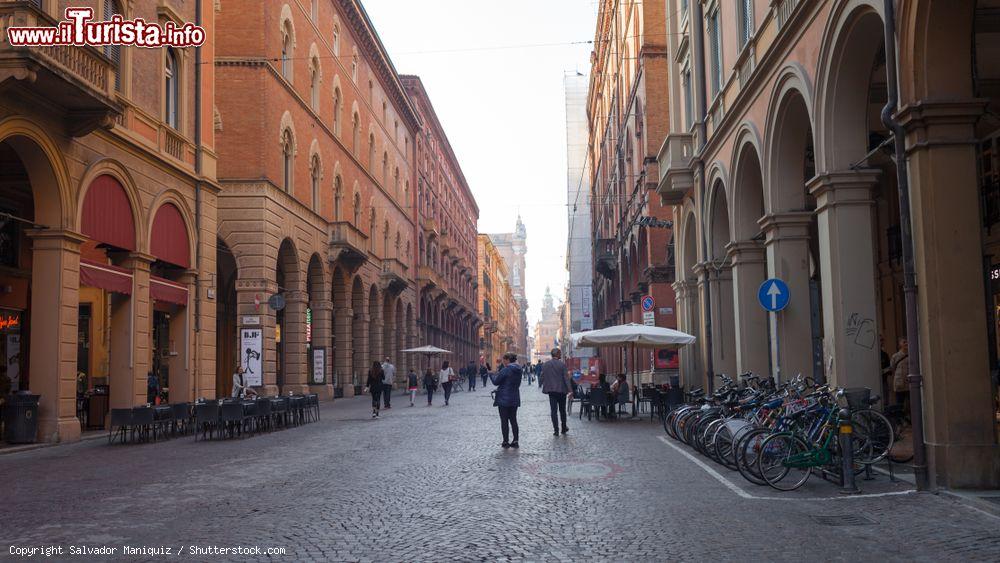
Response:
765,82,822,382
730,140,769,376
274,238,299,391
0,131,74,441
216,238,238,398
678,210,701,386
307,253,327,392
350,275,365,393
707,180,736,378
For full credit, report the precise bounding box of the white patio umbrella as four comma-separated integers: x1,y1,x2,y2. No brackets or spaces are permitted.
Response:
574,324,696,417
401,345,453,355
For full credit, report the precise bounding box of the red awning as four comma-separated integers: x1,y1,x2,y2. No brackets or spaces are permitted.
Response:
150,276,188,306
150,203,191,269
81,175,135,251
80,259,133,295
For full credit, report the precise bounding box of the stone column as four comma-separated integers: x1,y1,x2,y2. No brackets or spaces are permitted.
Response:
282,290,309,394
693,263,712,387
709,263,737,380
168,270,197,403
352,309,369,394
123,252,154,408
310,299,334,399
727,241,770,377
672,280,700,387
808,170,882,391
26,230,85,443
333,306,353,397
236,279,277,397
759,212,814,382
899,100,999,488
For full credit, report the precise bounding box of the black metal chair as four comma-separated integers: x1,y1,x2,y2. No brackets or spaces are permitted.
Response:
108,408,132,444
638,386,656,416
586,389,609,421
131,406,155,442
194,402,220,441
272,397,289,428
241,401,258,436
220,402,244,439
171,403,191,436
304,393,320,423
255,397,272,433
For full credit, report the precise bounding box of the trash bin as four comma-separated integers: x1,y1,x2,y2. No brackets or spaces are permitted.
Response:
4,391,40,444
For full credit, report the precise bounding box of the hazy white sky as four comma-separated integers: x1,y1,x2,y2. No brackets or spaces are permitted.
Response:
363,0,597,326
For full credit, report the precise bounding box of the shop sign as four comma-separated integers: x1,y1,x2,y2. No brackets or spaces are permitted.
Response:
306,308,312,344
312,347,325,384
990,265,1000,291
242,316,261,326
0,312,20,331
240,328,263,387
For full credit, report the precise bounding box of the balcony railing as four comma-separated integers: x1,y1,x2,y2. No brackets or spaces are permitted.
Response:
775,0,802,30
656,133,695,205
380,258,409,294
329,221,368,266
0,1,121,136
595,238,617,280
421,216,440,238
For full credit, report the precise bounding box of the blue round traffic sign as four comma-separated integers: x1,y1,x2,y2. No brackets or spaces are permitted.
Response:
641,295,654,312
758,278,790,312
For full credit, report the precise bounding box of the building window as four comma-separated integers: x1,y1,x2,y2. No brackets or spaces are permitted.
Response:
394,167,400,196
281,129,294,193
738,0,754,49
332,23,340,56
334,175,343,220
394,120,399,142
383,221,389,256
369,209,376,251
164,48,179,129
369,134,376,169
382,152,388,183
681,0,689,16
351,53,358,82
708,8,722,96
382,101,387,123
353,191,362,224
310,154,321,210
310,57,320,111
281,23,293,81
352,112,360,154
333,87,342,136
682,66,693,130
311,0,318,20
104,0,122,91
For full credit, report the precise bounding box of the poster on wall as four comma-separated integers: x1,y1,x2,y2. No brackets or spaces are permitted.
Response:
240,328,263,387
6,333,20,391
581,290,593,331
312,347,325,384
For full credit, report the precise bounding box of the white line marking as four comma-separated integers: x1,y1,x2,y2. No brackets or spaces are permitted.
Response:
657,436,917,501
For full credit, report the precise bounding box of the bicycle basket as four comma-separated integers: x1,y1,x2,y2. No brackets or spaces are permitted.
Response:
843,387,871,411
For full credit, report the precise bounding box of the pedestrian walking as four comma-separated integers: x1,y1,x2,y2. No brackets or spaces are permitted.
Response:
490,352,522,448
535,362,543,388
366,361,384,418
407,369,419,407
480,362,489,388
381,357,396,409
541,348,572,436
146,371,159,404
439,361,455,405
423,368,437,406
467,361,477,391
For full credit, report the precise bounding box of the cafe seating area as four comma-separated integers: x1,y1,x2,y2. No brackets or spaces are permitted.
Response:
107,394,321,444
576,382,683,422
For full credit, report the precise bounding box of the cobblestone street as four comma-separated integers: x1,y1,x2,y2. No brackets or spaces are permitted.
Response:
2,384,998,562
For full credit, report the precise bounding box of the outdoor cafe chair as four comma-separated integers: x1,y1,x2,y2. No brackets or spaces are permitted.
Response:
586,389,609,421
271,397,289,428
220,402,244,439
638,386,656,416
171,403,191,436
240,400,258,436
255,397,272,432
131,406,155,442
108,408,132,444
194,402,220,441
305,393,320,423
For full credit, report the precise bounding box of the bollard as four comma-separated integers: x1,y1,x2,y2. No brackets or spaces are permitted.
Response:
839,407,861,494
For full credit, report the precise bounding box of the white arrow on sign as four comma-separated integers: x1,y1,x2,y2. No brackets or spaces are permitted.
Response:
767,281,781,310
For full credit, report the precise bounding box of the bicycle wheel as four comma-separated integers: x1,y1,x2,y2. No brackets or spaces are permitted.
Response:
758,433,812,491
735,428,770,486
713,423,738,470
850,409,894,465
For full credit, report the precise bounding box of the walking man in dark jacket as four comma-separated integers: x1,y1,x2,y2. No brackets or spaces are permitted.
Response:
490,353,522,448
540,348,572,435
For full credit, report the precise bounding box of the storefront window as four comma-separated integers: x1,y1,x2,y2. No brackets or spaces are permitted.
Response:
0,308,23,394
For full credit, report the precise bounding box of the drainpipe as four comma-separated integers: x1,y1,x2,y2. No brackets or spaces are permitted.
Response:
880,0,929,491
193,0,204,400
691,0,715,392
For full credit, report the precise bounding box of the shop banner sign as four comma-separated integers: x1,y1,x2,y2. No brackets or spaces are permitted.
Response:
312,347,325,384
240,328,263,386
6,333,20,390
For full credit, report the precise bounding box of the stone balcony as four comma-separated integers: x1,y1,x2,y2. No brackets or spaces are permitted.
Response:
417,265,445,293
421,216,440,239
0,1,121,136
595,238,617,280
656,133,695,205
380,258,409,294
329,221,368,268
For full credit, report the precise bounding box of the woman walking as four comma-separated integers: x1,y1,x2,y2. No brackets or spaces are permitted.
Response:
423,368,437,406
366,361,384,418
407,368,419,407
490,352,522,448
439,361,455,406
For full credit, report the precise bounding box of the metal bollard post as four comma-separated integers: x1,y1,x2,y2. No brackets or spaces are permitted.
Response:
839,408,861,494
